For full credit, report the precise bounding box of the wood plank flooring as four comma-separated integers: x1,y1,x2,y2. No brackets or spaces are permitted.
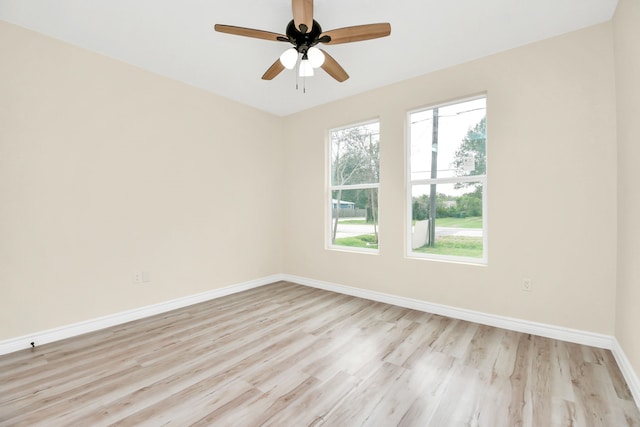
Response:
1,281,639,426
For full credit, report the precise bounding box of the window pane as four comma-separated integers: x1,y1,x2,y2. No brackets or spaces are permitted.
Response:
410,98,486,181
331,122,380,186
331,188,379,250
410,182,483,258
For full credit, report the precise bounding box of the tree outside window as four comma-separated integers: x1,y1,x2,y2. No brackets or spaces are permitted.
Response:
329,121,380,252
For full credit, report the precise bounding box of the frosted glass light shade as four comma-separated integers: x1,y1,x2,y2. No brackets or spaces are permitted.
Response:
307,47,325,68
299,59,314,77
279,48,298,70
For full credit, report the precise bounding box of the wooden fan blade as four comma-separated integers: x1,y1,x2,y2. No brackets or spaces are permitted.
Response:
292,0,313,33
214,24,287,42
262,59,286,80
321,23,391,45
320,49,349,82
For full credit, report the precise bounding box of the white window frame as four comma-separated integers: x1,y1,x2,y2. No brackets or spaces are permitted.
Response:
327,119,380,254
406,95,488,264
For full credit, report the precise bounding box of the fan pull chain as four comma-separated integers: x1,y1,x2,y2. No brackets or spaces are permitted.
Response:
293,55,306,93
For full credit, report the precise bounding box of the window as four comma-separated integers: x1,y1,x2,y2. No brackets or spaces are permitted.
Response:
328,120,380,252
408,96,487,263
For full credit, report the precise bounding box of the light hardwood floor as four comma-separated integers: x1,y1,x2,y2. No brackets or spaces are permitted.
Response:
1,281,639,426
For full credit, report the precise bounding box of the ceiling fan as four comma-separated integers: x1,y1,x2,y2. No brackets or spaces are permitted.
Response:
214,0,391,83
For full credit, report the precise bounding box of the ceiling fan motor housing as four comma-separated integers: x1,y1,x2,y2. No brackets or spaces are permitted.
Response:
282,20,329,56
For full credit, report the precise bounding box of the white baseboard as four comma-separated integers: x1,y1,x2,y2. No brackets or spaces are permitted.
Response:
0,274,285,356
282,274,614,349
612,338,640,408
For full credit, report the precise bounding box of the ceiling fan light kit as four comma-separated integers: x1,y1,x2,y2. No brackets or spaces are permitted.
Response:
306,47,325,68
214,0,391,85
280,48,298,69
299,59,314,77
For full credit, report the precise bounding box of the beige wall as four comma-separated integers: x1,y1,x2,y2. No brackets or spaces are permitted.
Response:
614,0,640,382
0,17,628,349
283,23,618,334
0,21,284,340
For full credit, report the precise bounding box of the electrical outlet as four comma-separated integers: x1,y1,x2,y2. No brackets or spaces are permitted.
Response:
522,278,533,292
134,271,151,284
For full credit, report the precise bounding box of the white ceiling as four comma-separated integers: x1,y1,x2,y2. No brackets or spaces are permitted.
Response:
0,0,618,116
